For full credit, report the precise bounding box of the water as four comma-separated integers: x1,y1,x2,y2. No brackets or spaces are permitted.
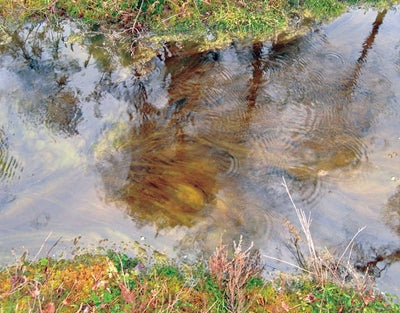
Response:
1,7,400,294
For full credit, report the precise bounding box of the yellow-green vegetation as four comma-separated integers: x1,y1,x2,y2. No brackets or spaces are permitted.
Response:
0,240,399,312
0,0,399,45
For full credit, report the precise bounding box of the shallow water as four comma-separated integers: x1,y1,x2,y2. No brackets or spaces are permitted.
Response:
1,7,400,294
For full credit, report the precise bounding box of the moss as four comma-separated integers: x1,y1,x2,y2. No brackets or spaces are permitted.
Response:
1,249,398,312
1,0,399,48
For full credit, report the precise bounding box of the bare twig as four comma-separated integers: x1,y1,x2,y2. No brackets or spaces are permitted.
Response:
29,231,53,266
46,236,63,258
335,226,366,272
262,255,312,274
132,0,144,33
282,177,322,280
205,300,218,313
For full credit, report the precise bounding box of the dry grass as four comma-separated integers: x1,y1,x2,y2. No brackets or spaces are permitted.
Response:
265,177,375,295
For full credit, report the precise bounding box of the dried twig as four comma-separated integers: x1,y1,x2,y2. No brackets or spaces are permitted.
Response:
209,236,263,313
335,226,366,272
277,176,370,294
30,231,53,266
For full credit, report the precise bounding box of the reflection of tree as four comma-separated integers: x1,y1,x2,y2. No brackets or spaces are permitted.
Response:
97,19,387,232
121,129,220,229
357,10,387,63
95,43,282,256
45,90,81,135
356,246,400,278
361,186,400,276
0,22,132,137
0,129,22,184
0,24,83,136
99,49,226,230
246,42,264,108
285,10,388,182
343,10,387,93
88,12,396,261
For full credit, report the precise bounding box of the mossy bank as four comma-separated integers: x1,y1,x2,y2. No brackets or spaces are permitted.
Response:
1,240,399,312
1,0,399,48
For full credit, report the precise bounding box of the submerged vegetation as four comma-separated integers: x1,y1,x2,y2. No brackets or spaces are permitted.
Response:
1,0,399,47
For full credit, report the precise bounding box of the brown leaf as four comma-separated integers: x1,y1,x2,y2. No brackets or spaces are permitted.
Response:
44,302,56,313
363,294,375,305
62,297,71,306
119,281,135,304
281,301,290,312
305,292,320,304
256,295,266,306
92,279,109,291
31,288,40,298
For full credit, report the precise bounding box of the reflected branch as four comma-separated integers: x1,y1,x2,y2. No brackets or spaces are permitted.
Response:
344,10,387,92
246,42,264,107
357,9,387,64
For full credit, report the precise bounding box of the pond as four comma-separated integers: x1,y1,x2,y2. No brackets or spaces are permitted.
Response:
0,6,399,295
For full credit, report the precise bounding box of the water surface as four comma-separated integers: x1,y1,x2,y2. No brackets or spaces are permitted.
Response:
0,7,400,294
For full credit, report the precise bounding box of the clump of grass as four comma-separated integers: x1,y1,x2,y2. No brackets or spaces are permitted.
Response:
263,177,399,312
281,177,368,287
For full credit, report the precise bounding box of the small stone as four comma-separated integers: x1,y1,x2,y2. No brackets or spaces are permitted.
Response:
391,176,396,181
318,169,328,176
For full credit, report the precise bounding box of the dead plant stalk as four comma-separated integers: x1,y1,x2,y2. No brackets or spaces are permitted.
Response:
264,177,367,288
281,177,323,281
209,236,263,313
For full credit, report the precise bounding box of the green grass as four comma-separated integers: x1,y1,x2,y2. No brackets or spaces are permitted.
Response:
1,0,399,46
0,243,399,312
